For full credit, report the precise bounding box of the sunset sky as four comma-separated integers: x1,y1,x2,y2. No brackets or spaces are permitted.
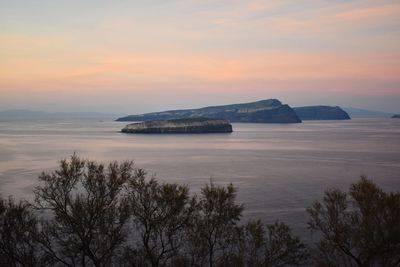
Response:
1,0,399,113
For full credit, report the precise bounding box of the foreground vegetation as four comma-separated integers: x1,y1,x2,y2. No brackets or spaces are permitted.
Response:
0,155,399,267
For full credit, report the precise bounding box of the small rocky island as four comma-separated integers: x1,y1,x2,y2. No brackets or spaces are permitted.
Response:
121,118,233,134
392,114,400,118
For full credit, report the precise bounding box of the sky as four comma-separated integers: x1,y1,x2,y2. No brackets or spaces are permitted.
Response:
1,0,399,114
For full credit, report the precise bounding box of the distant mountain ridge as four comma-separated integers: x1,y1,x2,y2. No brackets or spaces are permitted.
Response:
293,106,350,120
342,107,394,118
0,109,120,120
116,99,302,123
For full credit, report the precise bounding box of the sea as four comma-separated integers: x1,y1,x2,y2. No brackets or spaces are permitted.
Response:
0,118,399,241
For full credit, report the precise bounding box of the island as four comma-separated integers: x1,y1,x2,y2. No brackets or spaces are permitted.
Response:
293,106,350,120
121,118,233,134
392,114,400,118
116,99,301,123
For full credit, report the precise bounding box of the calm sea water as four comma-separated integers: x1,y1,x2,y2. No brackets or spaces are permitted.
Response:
0,118,399,239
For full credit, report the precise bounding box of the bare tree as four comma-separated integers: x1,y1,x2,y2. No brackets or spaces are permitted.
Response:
242,220,308,267
242,220,265,267
308,176,400,267
0,196,48,267
263,221,308,266
34,154,137,267
126,172,196,266
186,182,243,267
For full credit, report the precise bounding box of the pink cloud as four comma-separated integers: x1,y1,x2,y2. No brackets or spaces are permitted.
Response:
267,2,400,34
2,49,399,94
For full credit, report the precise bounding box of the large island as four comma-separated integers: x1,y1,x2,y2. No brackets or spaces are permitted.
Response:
121,118,233,134
116,99,301,123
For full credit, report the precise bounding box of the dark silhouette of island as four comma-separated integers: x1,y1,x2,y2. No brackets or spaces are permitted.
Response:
293,106,350,120
392,114,400,118
116,99,301,123
121,117,233,134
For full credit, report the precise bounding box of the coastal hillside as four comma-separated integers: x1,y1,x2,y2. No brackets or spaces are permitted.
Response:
293,106,350,120
116,99,301,123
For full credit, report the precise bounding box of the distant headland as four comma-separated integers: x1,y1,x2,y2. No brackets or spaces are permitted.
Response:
121,118,233,134
293,106,350,120
116,99,355,123
116,99,302,123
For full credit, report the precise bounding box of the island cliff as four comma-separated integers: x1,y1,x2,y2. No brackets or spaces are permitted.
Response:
121,118,233,134
293,106,350,120
116,99,301,123
392,114,400,118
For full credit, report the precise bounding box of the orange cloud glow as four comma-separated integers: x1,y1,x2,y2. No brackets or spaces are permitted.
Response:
2,48,399,93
